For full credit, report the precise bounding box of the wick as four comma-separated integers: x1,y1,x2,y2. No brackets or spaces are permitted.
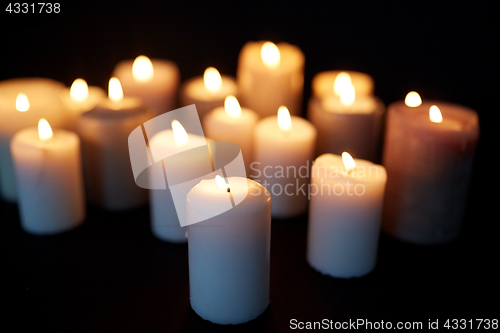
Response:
227,187,231,193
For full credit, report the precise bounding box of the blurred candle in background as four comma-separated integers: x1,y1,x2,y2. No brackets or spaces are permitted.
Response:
312,70,374,99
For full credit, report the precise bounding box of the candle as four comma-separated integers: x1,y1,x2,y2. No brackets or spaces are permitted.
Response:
203,96,259,173
59,78,105,132
252,106,316,218
112,55,180,117
79,77,151,210
307,71,384,161
187,176,271,325
180,67,237,120
312,70,374,99
382,94,480,244
0,78,68,202
10,119,85,235
237,41,305,117
307,152,387,278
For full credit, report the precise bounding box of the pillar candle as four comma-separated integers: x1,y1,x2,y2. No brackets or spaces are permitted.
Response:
312,70,374,99
237,41,305,117
382,97,480,244
79,78,150,211
10,119,85,235
180,67,237,120
307,152,387,278
0,78,68,202
203,96,259,173
187,176,271,325
113,56,180,117
253,107,316,218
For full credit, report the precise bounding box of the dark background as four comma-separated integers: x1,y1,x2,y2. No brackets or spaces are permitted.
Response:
1,1,498,332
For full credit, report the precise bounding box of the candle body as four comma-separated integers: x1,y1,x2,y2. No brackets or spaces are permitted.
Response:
203,106,259,173
253,116,316,218
11,128,85,235
0,78,68,202
187,177,271,325
237,41,305,117
113,59,180,116
307,154,387,278
79,100,150,210
307,95,385,161
59,86,105,132
382,101,479,244
312,70,374,99
180,76,237,120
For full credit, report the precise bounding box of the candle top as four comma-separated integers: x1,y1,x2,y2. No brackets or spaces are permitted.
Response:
11,126,78,151
113,58,180,88
59,85,105,113
255,114,317,142
313,153,387,183
149,128,208,161
312,70,374,98
209,106,259,124
183,75,237,101
239,41,304,72
321,95,380,114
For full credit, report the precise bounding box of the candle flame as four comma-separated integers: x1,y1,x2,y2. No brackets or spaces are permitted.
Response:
108,77,123,102
203,67,222,93
340,84,355,106
277,106,292,132
429,105,443,123
333,72,352,96
132,55,154,83
215,175,230,192
261,42,280,68
171,120,189,146
405,91,422,107
70,78,89,102
224,95,242,118
342,152,356,174
16,93,30,112
38,118,53,141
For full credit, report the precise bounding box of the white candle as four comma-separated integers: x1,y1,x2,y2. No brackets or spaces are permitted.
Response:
307,152,387,278
203,96,259,173
237,41,305,117
79,77,151,210
180,67,237,120
252,107,316,218
0,78,68,202
10,119,85,235
187,176,271,325
113,56,180,116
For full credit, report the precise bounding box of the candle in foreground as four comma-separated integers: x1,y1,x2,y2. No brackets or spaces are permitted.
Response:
307,152,387,278
11,119,85,235
79,77,150,210
113,55,180,116
382,96,480,244
203,95,259,173
253,106,316,218
187,176,271,325
180,67,237,120
237,41,305,117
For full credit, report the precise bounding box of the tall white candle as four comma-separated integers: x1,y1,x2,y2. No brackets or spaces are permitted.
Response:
307,153,387,278
253,107,316,218
10,119,85,235
187,176,271,325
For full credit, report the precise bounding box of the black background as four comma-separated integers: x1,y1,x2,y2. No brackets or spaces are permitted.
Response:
1,1,498,332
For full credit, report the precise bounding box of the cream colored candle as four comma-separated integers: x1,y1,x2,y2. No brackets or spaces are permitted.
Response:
180,67,237,120
187,177,271,325
252,107,316,218
79,77,150,210
312,70,374,99
237,41,305,117
0,78,68,202
113,56,180,116
11,119,85,235
203,96,259,173
382,95,480,244
307,153,387,278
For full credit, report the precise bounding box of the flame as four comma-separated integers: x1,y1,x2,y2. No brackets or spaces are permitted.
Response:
429,105,443,123
108,77,123,102
16,93,30,112
333,72,352,96
204,67,222,93
224,95,242,118
171,120,189,146
341,152,356,174
38,118,53,141
277,106,292,132
405,91,422,107
132,55,154,83
70,78,89,102
340,84,355,106
261,42,280,68
215,175,230,192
